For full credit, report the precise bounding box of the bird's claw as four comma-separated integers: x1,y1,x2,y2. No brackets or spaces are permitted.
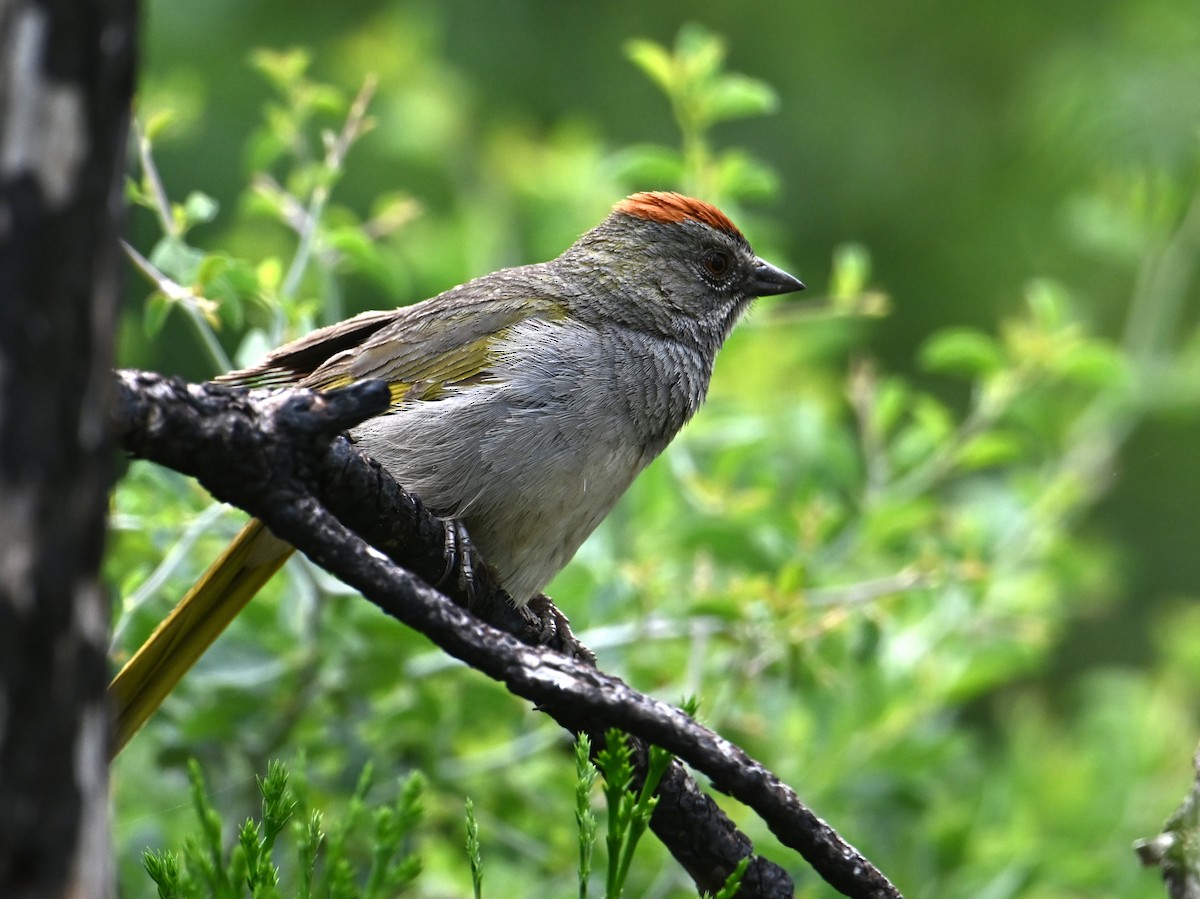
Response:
522,595,597,666
437,519,479,606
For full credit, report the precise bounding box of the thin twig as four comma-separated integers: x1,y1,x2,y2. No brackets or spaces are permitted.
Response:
121,241,232,373
806,568,934,608
135,120,178,238
279,76,377,302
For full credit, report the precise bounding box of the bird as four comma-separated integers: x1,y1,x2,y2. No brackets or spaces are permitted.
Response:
109,191,804,754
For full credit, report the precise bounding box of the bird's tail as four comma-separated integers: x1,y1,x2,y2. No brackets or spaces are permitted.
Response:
108,518,293,758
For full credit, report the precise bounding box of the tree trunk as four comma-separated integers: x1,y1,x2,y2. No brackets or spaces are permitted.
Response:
0,0,137,896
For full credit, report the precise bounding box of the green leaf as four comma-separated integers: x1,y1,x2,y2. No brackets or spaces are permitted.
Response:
608,144,685,186
325,224,377,268
144,291,173,337
954,431,1026,470
259,759,297,846
182,191,219,227
250,47,311,93
920,328,1005,376
198,256,258,331
1053,340,1129,388
889,398,953,471
143,109,178,143
912,394,954,440
624,39,676,95
368,192,421,233
832,243,872,301
465,798,483,899
574,735,598,898
125,175,149,208
713,150,779,200
142,849,183,898
286,160,329,200
863,495,939,547
257,257,283,292
149,236,204,283
238,818,263,889
871,376,911,437
244,125,288,172
1024,278,1069,332
708,856,751,899
298,810,323,899
307,83,348,116
704,74,778,123
195,253,230,286
675,23,725,84
244,177,287,220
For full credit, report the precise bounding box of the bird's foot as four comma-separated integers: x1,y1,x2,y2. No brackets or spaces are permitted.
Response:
522,594,597,666
439,519,479,605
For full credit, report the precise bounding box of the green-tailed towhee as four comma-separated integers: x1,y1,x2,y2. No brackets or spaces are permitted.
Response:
110,191,804,753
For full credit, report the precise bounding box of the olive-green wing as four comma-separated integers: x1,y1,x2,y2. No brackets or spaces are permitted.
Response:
220,294,567,403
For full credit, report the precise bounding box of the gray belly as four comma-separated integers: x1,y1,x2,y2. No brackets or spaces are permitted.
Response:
353,392,648,604
350,317,701,604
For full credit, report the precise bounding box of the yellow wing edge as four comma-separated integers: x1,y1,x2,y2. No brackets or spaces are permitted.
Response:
108,519,293,758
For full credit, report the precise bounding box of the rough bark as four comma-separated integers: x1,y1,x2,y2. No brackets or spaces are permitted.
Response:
0,0,137,897
111,371,904,899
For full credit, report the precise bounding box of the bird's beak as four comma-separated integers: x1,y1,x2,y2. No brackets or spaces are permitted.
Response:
750,258,805,297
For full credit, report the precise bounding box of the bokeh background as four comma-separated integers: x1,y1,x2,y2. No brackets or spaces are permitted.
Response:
110,1,1200,896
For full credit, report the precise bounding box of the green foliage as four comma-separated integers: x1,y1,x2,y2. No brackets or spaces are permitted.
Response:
622,23,779,202
593,730,673,899
112,12,1200,899
141,760,422,898
464,798,483,899
126,54,396,377
706,858,749,899
577,724,745,899
574,734,599,899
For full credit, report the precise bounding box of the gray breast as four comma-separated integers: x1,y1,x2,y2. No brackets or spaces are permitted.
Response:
351,317,710,603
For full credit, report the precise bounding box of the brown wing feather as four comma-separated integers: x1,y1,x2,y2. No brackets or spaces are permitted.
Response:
218,294,567,403
217,308,402,388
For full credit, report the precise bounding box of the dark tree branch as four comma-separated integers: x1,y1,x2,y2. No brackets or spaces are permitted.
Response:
111,369,903,899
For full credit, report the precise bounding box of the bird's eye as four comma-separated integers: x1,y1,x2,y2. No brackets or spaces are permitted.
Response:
701,249,731,280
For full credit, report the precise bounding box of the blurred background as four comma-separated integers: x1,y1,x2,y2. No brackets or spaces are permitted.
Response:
111,1,1200,896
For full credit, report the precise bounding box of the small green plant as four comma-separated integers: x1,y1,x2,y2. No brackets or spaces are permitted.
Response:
142,759,423,898
594,730,673,899
624,23,779,203
464,798,483,899
574,734,600,899
706,858,749,899
567,723,745,899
